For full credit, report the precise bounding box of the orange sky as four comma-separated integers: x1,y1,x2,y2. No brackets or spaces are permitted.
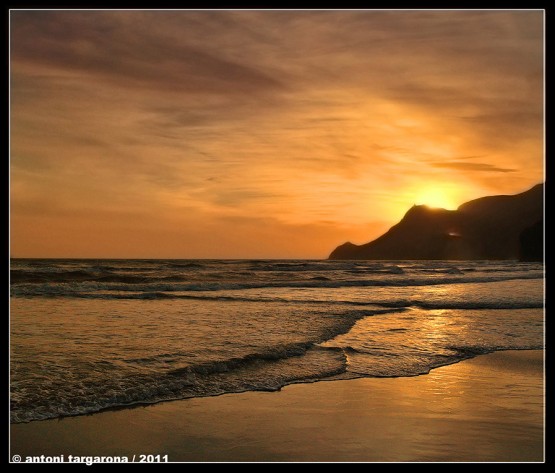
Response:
10,10,544,258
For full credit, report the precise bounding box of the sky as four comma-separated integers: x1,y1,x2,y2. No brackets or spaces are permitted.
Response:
10,10,544,258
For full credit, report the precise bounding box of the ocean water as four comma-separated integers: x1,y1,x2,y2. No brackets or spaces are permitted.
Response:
10,259,544,424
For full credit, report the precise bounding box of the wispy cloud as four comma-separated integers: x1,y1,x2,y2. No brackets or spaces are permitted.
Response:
11,11,286,94
431,161,516,173
10,10,543,257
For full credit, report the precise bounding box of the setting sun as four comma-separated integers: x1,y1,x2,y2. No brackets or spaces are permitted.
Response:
413,187,459,210
10,10,543,259
9,10,544,464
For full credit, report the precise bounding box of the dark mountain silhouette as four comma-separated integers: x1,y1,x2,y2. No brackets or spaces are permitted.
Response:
518,220,543,262
329,183,543,260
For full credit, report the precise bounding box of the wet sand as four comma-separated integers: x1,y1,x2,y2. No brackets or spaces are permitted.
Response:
10,350,544,462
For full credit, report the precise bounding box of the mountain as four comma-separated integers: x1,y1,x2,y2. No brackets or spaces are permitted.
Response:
518,220,543,262
329,183,543,260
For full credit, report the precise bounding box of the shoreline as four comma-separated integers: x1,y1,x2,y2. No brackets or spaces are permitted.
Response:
10,349,544,462
11,347,543,425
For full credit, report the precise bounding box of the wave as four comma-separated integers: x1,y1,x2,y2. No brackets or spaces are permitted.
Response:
10,269,97,283
10,270,191,285
10,272,544,296
9,260,544,423
9,289,543,310
413,267,464,274
11,303,383,424
11,344,544,424
413,300,544,310
165,341,314,377
10,343,350,424
337,345,543,378
342,344,540,359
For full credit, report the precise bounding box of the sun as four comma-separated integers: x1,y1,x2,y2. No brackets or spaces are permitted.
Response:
413,187,459,210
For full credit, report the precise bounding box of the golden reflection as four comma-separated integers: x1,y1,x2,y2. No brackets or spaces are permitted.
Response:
418,309,451,342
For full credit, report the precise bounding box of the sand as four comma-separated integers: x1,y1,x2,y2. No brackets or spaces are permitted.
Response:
10,349,544,463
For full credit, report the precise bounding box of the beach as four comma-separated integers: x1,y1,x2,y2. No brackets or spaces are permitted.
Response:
10,7,545,465
10,349,544,463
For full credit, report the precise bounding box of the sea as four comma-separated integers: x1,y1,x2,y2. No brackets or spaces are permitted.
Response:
10,259,544,424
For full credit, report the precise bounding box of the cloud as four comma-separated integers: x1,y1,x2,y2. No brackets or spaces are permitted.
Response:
10,10,544,257
431,161,516,173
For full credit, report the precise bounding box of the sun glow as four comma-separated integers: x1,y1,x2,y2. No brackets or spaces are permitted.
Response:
413,187,459,210
9,11,543,258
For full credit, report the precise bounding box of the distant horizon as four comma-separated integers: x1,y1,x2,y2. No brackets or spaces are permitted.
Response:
10,180,544,260
7,257,538,261
10,10,543,259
